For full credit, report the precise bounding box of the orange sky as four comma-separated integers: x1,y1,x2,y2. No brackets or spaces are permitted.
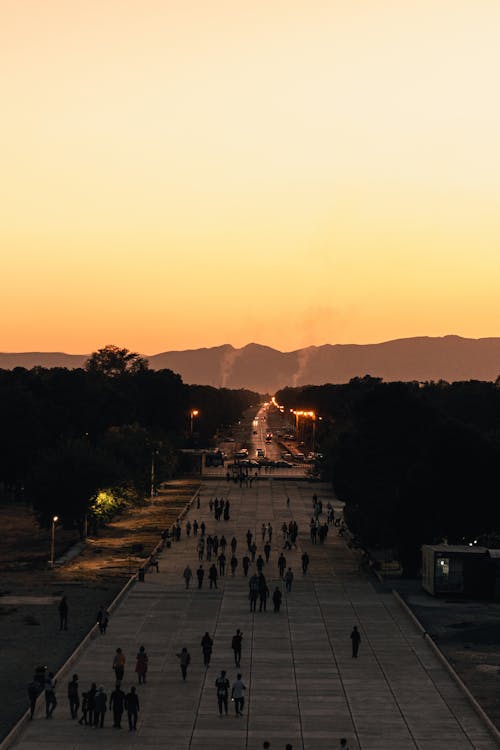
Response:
2,0,500,354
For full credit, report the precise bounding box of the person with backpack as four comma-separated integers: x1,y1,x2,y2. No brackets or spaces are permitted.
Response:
176,647,191,680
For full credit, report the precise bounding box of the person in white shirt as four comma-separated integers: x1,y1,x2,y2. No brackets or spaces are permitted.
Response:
231,673,246,716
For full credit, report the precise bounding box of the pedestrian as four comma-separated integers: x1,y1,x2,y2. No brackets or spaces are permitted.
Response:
135,645,148,684
97,607,109,635
113,647,126,682
183,564,193,589
250,542,257,562
94,686,107,728
197,494,201,509
284,567,294,593
249,573,259,612
209,563,218,589
193,519,199,536
259,575,269,612
278,553,286,578
218,552,226,576
67,673,79,719
27,679,39,720
86,682,97,726
109,682,126,728
198,538,205,561
58,595,68,630
78,690,89,725
272,587,282,613
209,498,214,512
200,521,206,535
44,672,57,719
246,529,253,549
340,740,350,749
231,536,237,553
149,553,159,572
242,554,250,576
125,685,139,731
301,551,310,574
350,626,361,658
230,554,238,576
231,629,243,667
261,523,266,541
176,647,191,680
264,541,271,563
201,632,214,666
267,522,273,541
215,670,230,716
197,564,205,589
186,520,192,536
286,496,290,507
220,534,227,551
231,673,246,716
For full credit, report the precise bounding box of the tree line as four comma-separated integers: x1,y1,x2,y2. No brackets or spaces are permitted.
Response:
0,346,258,535
276,377,500,575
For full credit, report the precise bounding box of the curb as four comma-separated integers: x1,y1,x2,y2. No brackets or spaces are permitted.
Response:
392,589,500,746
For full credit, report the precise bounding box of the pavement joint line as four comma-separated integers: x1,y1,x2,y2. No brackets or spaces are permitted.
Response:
312,581,361,749
392,589,500,747
243,586,256,750
381,592,477,749
284,568,306,750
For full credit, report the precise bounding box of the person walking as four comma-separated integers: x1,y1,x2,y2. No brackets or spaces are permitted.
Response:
231,536,237,554
135,645,148,684
201,632,214,666
256,554,264,574
112,648,126,682
27,679,39,720
96,606,108,635
231,629,243,667
125,686,139,731
242,554,250,576
215,670,230,716
350,626,361,658
176,647,191,680
231,673,246,716
183,564,193,589
93,686,107,728
339,740,350,749
209,563,218,589
261,523,266,541
198,538,205,561
186,520,192,537
284,567,294,593
218,552,226,576
197,564,205,589
259,575,269,612
278,553,287,578
301,552,310,574
246,529,253,549
230,554,238,576
250,541,257,562
267,522,273,541
78,690,89,725
193,519,199,535
264,541,271,563
58,596,68,630
86,682,97,726
272,586,282,612
109,682,126,728
67,673,79,719
249,573,259,612
44,672,57,719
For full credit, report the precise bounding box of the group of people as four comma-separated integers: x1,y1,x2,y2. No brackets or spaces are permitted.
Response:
208,496,231,520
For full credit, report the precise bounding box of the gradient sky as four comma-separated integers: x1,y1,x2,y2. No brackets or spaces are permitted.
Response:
2,0,500,354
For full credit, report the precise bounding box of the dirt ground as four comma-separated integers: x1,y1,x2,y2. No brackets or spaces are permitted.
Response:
0,480,200,741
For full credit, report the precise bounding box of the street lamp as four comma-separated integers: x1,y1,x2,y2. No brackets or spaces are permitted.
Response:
190,409,199,437
50,515,59,568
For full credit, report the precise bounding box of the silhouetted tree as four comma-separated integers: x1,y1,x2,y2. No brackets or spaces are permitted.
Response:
85,345,149,376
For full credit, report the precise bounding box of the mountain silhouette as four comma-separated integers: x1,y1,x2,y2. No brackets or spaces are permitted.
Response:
1,336,500,392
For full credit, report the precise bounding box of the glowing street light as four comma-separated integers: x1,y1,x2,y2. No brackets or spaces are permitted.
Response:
190,409,199,437
50,515,59,568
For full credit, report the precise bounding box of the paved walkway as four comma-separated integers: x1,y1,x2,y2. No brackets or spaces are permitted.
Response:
13,480,498,749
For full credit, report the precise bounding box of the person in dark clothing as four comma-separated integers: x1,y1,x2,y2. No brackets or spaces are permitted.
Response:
284,568,294,593
125,686,139,731
135,645,148,684
231,537,237,553
67,674,79,719
259,576,269,612
109,683,126,728
201,632,214,666
278,553,286,578
215,670,230,716
58,596,68,630
231,629,243,667
246,529,253,549
112,648,125,682
301,552,310,574
230,555,238,576
209,564,218,589
86,682,97,726
250,542,257,561
27,680,39,720
94,686,107,728
350,626,361,658
272,587,282,612
97,607,109,635
218,552,226,576
264,541,271,563
256,555,264,574
45,672,57,718
197,565,205,589
78,691,89,725
249,574,259,612
176,647,191,680
242,554,250,576
193,519,199,535
231,673,246,717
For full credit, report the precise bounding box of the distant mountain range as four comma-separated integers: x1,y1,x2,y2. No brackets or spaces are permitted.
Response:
2,336,500,393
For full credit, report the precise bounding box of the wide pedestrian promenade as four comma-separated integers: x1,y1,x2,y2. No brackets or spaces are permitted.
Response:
13,479,498,750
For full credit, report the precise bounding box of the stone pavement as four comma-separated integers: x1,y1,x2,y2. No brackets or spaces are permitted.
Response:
12,479,498,750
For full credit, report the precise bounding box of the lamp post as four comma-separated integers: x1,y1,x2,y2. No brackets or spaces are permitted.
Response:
190,409,199,437
50,515,59,568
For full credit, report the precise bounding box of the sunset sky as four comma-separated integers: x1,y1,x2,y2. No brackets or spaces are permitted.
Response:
2,0,500,354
